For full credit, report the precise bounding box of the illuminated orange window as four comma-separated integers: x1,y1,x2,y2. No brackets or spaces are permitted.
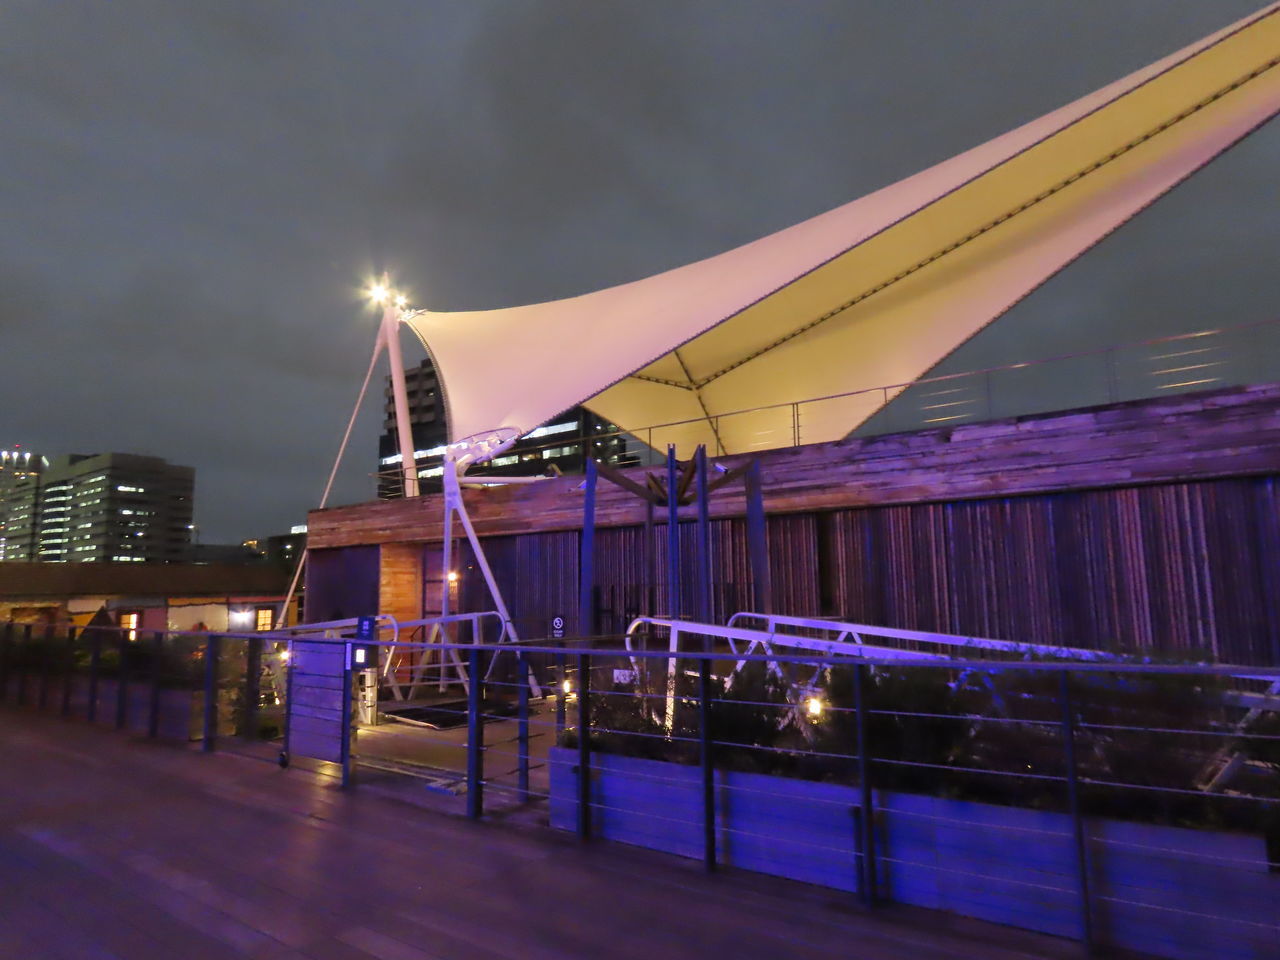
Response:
119,611,139,642
255,607,274,632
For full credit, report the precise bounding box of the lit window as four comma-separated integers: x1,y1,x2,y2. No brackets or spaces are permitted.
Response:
119,611,139,642
255,608,274,632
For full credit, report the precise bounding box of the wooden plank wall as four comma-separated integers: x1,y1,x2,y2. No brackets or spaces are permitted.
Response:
309,383,1280,549
307,385,1280,664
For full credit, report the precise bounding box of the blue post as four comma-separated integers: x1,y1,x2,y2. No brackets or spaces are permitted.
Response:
577,651,591,840
695,445,712,625
467,645,484,818
666,446,680,618
517,651,530,803
1059,671,1094,951
340,641,353,788
699,657,716,870
579,457,597,636
854,663,876,904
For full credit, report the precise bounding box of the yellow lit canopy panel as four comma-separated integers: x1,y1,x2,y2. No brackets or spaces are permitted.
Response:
406,3,1280,460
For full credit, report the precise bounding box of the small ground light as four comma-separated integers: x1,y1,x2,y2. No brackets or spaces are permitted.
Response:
806,696,825,719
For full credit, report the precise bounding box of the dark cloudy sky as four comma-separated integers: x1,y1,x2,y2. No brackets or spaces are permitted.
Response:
3,1,1276,543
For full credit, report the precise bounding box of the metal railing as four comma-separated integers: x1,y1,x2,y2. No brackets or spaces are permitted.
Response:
6,617,1278,960
354,630,1278,960
373,315,1280,485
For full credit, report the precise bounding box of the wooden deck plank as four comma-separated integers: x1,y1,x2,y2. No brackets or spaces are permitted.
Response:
1,706,1081,960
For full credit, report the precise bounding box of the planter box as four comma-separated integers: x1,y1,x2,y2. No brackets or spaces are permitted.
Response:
549,747,1279,960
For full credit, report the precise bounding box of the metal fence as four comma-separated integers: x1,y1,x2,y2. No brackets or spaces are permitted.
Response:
346,623,1279,960
0,619,286,750
5,616,1279,960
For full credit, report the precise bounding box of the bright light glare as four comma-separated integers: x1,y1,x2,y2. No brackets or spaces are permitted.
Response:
368,283,390,304
562,678,572,695
447,570,460,583
279,649,290,662
806,696,824,719
394,294,408,309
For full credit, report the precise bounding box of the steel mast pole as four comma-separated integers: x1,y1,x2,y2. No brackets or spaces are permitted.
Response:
381,296,419,498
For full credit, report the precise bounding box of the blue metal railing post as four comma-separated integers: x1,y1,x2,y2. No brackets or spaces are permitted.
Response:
148,631,163,738
340,641,353,788
517,651,530,803
1059,670,1094,952
579,457,597,636
695,446,712,625
467,645,484,819
854,662,876,905
666,446,680,618
202,634,220,752
577,651,591,840
699,656,716,871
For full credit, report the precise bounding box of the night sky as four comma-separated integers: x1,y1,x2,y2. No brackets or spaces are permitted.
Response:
3,1,1276,543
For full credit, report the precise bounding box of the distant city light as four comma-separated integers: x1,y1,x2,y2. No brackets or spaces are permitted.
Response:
447,570,460,583
806,696,825,719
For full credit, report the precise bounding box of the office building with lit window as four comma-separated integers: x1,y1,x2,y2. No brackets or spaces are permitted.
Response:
375,358,637,498
34,453,194,563
0,449,48,561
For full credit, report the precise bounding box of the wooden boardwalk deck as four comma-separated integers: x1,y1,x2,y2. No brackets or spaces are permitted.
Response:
0,707,1083,960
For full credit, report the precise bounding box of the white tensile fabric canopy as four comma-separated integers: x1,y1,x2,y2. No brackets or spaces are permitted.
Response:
406,3,1280,461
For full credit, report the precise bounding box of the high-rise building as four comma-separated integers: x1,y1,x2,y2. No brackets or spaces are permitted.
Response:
375,358,638,498
35,453,194,563
0,449,48,561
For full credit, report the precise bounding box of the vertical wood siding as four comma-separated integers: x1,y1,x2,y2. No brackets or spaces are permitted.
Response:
368,475,1279,665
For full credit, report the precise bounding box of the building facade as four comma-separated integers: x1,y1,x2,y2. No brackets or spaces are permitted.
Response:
376,358,639,499
0,449,47,561
35,453,194,563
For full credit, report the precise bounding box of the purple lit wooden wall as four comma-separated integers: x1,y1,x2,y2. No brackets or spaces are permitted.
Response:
308,384,1280,664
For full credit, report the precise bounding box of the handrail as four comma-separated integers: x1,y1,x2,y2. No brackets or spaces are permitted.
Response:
726,612,1120,662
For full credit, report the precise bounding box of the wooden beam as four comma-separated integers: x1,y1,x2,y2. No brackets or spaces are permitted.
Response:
596,462,662,504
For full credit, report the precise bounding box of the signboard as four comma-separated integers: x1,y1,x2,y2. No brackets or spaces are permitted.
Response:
551,615,565,639
355,615,377,640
